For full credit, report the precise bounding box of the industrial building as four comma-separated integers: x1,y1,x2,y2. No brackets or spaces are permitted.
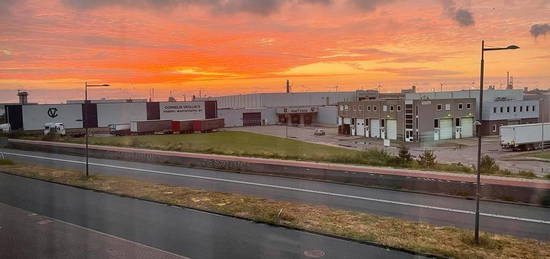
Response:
338,88,540,141
196,91,356,127
338,97,476,142
5,100,217,131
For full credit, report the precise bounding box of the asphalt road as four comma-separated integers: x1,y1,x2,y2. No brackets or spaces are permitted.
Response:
0,202,186,259
0,173,422,259
1,148,549,241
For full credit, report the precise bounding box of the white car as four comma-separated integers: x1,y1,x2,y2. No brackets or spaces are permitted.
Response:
44,122,66,136
313,129,325,136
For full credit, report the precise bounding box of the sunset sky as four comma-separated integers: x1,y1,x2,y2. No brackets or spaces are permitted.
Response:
1,0,549,103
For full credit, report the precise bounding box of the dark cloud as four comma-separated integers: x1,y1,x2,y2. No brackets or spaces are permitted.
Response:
440,0,475,26
61,0,324,16
348,0,395,12
0,0,17,15
530,23,550,38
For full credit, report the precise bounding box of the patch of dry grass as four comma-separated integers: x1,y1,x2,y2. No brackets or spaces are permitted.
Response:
1,163,549,259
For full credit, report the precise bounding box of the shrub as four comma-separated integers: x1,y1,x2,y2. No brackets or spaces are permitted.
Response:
397,144,413,163
479,155,499,175
417,150,437,168
0,158,14,165
545,174,550,180
517,170,537,179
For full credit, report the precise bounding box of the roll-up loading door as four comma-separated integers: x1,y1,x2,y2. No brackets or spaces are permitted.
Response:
462,117,473,138
386,119,397,140
370,119,380,138
440,118,453,140
243,112,261,126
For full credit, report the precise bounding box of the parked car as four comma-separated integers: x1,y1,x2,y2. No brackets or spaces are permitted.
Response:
313,129,325,136
44,122,66,136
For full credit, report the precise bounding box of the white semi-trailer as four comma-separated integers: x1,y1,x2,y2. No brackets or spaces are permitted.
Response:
500,123,550,151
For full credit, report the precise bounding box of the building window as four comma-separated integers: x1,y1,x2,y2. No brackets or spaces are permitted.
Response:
507,106,510,113
520,106,523,112
390,105,394,111
345,105,349,111
532,105,536,112
415,118,418,128
437,104,442,111
340,105,344,111
373,106,377,111
358,105,363,111
381,119,385,127
445,104,451,111
415,105,418,115
397,105,401,111
383,105,387,111
513,106,516,112
493,107,497,113
458,103,463,110
466,103,471,109
492,124,497,132
455,118,461,127
367,105,371,111
500,107,503,113
353,105,357,111
526,106,529,112
434,119,439,128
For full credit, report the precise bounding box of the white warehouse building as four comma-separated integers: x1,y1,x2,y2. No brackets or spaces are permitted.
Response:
196,91,357,127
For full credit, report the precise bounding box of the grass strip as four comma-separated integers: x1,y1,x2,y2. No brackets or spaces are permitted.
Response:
14,132,546,180
1,162,549,258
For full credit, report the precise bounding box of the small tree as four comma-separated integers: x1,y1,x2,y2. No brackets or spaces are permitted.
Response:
398,144,413,163
418,150,436,168
479,155,499,174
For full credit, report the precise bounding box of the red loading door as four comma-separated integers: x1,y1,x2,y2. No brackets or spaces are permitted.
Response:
242,112,262,126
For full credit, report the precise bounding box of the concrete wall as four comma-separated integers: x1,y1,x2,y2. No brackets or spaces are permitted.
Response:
96,102,147,127
22,104,83,130
483,100,539,121
317,106,338,125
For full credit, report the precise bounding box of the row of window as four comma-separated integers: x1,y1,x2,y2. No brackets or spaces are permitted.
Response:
342,103,472,112
492,105,536,114
341,104,403,112
436,103,471,111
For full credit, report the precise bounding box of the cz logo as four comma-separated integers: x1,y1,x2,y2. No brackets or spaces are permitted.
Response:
47,108,58,118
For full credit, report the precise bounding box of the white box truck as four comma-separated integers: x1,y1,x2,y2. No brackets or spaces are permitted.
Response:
500,123,550,151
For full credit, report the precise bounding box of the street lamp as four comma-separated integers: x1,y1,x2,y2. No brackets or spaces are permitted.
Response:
84,82,110,177
475,41,519,243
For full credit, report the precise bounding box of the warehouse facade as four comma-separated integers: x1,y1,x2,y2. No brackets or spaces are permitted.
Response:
5,100,217,131
196,91,356,127
338,97,476,142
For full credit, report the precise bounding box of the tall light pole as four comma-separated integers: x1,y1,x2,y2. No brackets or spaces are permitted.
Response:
84,82,110,177
475,41,519,243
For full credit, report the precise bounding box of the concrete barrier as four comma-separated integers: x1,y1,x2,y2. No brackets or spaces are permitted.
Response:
7,140,550,206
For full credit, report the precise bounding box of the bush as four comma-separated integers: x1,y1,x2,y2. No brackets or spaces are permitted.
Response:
417,150,437,168
517,170,536,179
0,158,14,165
479,155,499,175
397,145,413,164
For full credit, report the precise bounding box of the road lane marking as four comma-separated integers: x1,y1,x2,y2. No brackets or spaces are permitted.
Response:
3,151,550,225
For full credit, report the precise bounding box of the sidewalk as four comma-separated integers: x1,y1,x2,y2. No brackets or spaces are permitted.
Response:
7,138,550,190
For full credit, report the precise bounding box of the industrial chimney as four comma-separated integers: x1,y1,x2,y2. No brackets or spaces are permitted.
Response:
17,90,28,104
286,80,291,93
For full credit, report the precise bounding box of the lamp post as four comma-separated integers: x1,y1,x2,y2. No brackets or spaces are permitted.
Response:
475,41,519,243
84,82,110,177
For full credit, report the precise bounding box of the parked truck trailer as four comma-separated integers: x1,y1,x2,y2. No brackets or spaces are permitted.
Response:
109,123,131,136
130,120,172,135
171,120,195,134
500,123,550,151
193,118,224,133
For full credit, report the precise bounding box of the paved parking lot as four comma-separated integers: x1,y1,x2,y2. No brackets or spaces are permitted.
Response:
224,125,549,176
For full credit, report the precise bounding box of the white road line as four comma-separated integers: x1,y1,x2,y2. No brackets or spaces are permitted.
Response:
3,151,550,225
